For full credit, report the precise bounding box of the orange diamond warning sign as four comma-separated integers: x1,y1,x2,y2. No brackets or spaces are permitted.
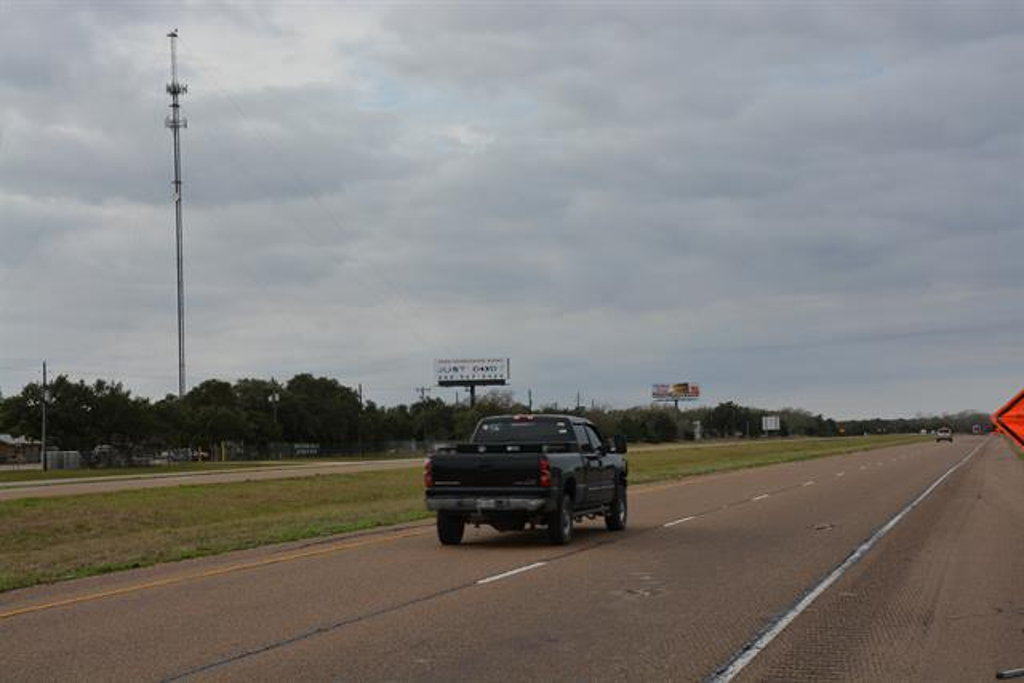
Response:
991,387,1024,449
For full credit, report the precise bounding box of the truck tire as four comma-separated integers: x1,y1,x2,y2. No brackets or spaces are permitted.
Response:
547,494,574,545
605,483,627,531
437,512,465,545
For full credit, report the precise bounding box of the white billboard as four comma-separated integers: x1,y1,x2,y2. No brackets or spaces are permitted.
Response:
435,358,510,386
762,415,781,432
652,383,701,400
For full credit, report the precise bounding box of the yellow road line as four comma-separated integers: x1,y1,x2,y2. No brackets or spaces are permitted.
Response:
0,527,431,621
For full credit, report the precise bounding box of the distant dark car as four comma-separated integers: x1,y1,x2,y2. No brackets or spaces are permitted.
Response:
425,414,628,545
936,427,953,442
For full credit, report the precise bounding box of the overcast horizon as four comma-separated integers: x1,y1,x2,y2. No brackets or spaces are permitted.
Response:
2,3,1023,420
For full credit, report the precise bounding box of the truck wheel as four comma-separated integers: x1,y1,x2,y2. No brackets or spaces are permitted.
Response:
605,484,627,531
437,512,465,545
547,494,574,545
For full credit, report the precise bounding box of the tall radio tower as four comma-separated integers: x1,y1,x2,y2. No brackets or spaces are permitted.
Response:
165,29,188,398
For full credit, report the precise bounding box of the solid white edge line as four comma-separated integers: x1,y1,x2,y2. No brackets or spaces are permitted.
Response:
476,561,547,585
663,515,697,528
709,439,986,683
752,494,769,501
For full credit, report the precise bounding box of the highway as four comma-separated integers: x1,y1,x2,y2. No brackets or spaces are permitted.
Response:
1,435,1020,681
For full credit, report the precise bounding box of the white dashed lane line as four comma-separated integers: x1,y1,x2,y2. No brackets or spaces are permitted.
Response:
662,445,931,532
477,562,548,585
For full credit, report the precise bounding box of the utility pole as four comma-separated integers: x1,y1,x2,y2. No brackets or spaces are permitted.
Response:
415,386,431,402
40,361,47,472
528,388,533,413
357,383,364,457
576,391,581,412
268,380,280,429
165,29,188,398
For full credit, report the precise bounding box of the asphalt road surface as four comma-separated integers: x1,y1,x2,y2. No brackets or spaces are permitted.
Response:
1,435,1020,681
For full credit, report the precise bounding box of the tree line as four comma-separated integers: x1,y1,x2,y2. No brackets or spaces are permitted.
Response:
0,374,989,462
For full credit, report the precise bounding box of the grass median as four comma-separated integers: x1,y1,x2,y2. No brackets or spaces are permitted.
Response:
0,434,924,592
0,453,418,485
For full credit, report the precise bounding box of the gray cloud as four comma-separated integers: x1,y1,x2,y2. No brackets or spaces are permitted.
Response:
2,2,1023,417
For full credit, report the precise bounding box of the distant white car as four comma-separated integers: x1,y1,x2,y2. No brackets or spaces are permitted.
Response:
936,427,953,442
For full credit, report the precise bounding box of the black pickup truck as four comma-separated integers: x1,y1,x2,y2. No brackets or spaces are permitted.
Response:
424,414,628,545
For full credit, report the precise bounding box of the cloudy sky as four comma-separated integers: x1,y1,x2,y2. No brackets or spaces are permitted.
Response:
2,2,1023,418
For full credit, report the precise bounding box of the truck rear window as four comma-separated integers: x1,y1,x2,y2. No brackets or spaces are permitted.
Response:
473,418,575,445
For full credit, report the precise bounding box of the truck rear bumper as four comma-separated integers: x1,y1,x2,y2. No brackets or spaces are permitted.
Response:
426,497,550,513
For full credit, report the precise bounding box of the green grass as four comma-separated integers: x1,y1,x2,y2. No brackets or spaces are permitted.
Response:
0,453,420,484
0,461,294,484
0,434,923,593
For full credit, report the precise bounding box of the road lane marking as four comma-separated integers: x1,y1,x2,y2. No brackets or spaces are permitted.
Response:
709,438,987,682
0,527,433,621
802,481,815,487
752,494,769,501
836,471,845,477
663,515,697,528
477,562,547,585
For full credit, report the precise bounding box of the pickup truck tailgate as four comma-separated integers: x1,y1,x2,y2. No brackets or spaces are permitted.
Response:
430,451,545,488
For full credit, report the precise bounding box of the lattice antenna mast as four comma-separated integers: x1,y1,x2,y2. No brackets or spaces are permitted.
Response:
165,29,188,398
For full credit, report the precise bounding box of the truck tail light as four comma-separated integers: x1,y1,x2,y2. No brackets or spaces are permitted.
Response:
539,456,551,487
424,459,433,488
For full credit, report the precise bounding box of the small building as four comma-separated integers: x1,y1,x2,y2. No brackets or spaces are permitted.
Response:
0,434,41,464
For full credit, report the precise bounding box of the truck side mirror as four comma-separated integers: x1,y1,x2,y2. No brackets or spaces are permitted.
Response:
612,434,628,454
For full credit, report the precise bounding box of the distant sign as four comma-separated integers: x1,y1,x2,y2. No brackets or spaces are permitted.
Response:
435,358,509,386
652,383,701,401
991,387,1024,449
762,415,781,432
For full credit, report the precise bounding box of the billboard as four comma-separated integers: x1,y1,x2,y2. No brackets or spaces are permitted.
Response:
762,415,781,432
652,383,701,401
435,358,510,386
